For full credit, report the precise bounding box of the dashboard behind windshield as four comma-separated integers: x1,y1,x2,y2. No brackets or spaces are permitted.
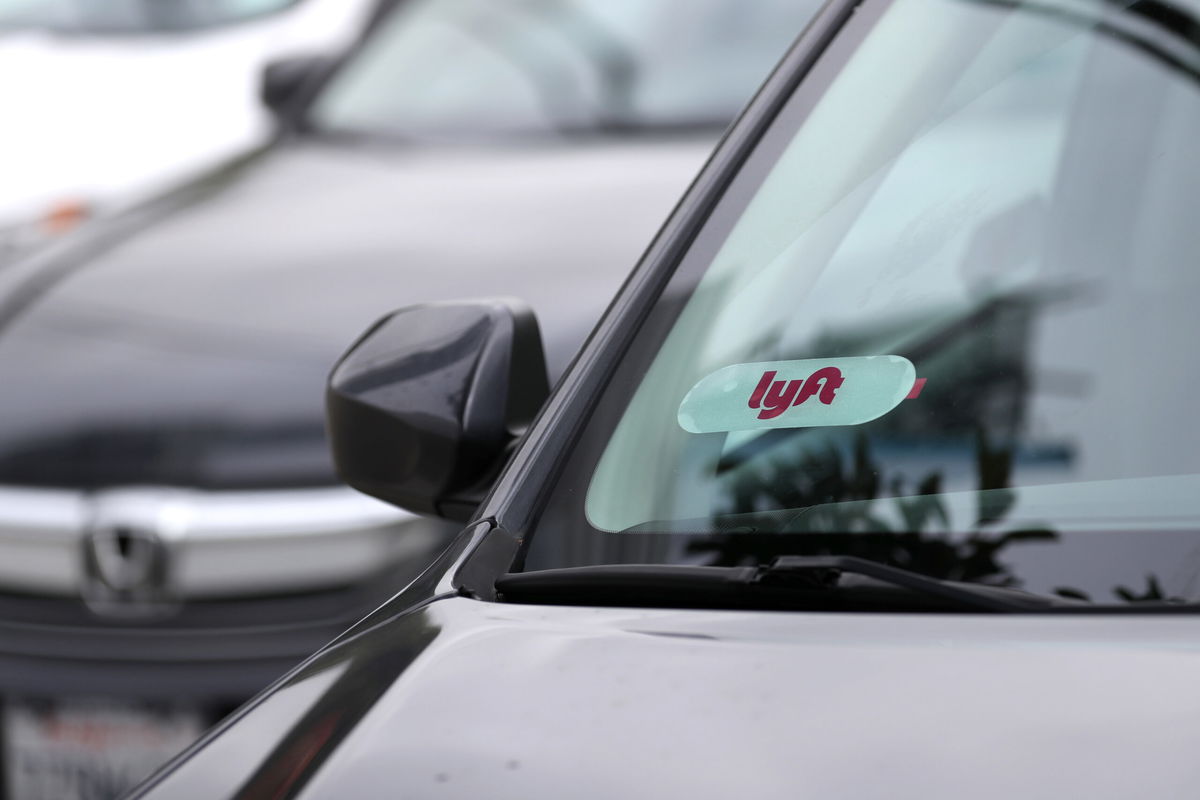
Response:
522,0,1200,607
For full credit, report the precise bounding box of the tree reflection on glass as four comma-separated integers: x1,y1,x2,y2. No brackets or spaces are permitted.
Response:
688,428,1057,588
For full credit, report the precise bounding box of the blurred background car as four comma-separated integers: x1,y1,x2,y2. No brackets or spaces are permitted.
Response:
0,0,384,264
0,0,825,797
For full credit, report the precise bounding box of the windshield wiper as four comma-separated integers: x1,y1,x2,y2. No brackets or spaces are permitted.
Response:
496,556,1067,613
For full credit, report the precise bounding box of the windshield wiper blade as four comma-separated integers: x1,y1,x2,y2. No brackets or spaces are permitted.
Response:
762,556,1052,612
496,556,1063,613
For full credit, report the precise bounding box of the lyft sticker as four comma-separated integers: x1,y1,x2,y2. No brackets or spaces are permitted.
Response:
677,356,917,434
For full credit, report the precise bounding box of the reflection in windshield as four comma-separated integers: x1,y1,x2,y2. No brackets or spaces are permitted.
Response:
308,0,825,138
524,0,1200,605
0,0,298,32
688,429,1058,579
687,427,1181,605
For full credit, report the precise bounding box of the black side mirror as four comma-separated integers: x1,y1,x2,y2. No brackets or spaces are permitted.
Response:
327,299,550,522
261,55,333,122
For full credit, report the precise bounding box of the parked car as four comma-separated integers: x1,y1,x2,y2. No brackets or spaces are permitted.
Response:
0,0,383,263
0,0,821,797
130,0,1200,795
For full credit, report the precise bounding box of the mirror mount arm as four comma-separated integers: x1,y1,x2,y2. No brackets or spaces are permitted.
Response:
437,437,525,522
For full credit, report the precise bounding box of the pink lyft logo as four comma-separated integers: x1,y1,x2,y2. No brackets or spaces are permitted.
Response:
747,367,845,420
676,356,916,434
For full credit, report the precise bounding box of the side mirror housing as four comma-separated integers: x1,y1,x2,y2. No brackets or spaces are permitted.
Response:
327,299,550,522
261,55,333,122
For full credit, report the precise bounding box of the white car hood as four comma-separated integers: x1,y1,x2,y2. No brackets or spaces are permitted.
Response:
0,0,373,224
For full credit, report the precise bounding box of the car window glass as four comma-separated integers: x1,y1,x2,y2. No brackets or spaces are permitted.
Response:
307,0,827,137
527,0,1200,603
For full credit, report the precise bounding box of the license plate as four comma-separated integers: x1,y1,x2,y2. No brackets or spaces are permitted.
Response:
4,697,205,800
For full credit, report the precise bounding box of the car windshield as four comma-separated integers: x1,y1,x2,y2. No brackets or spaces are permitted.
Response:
0,0,298,32
523,0,1200,606
307,0,825,138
